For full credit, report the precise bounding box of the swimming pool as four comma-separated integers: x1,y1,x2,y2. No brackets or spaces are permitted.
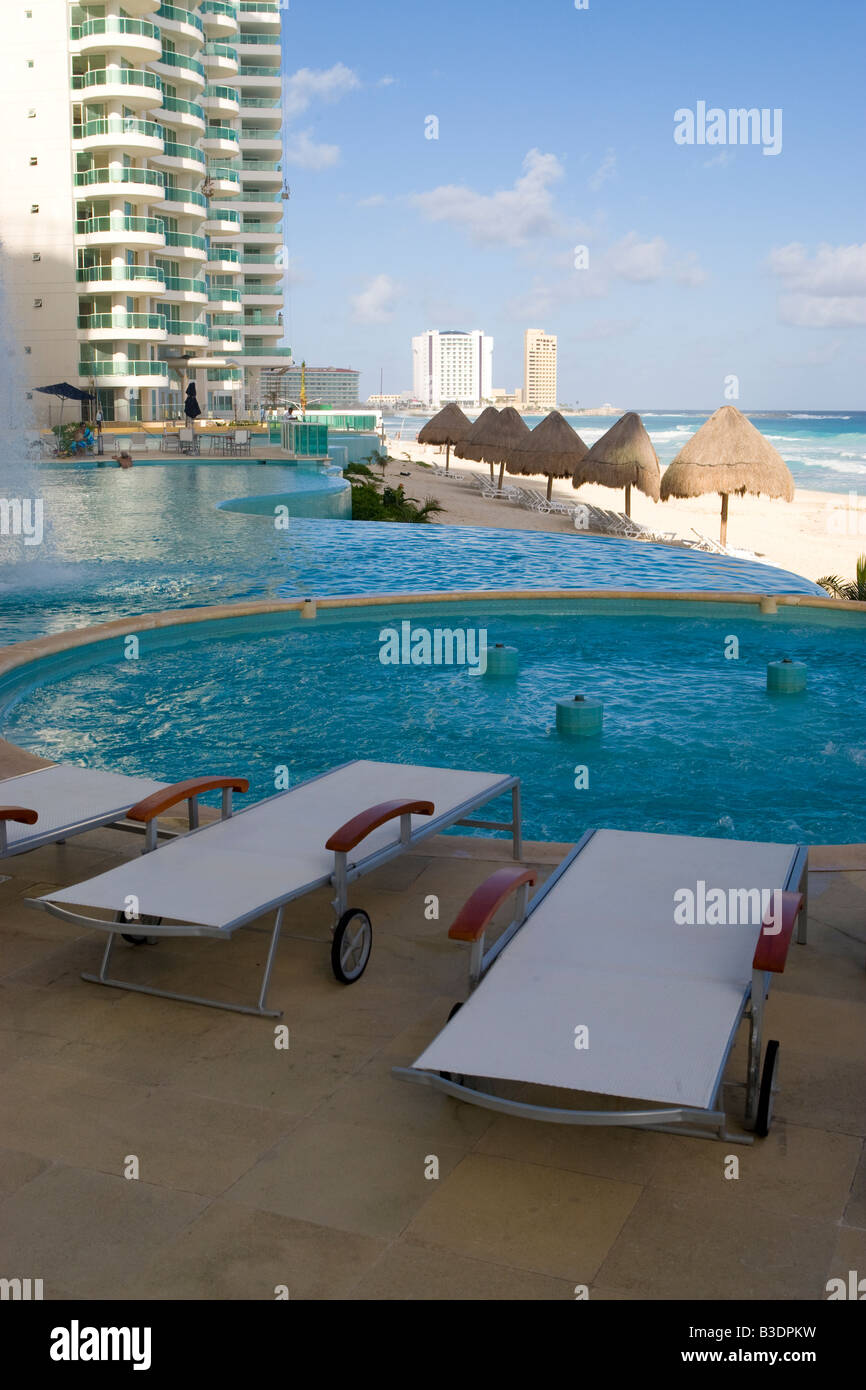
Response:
0,461,824,647
3,597,864,845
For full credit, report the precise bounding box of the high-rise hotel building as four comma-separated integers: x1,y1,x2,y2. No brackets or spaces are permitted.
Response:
523,328,557,410
1,1,290,424
412,329,493,411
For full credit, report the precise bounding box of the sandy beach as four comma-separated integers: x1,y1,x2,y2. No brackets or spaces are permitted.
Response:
385,437,866,585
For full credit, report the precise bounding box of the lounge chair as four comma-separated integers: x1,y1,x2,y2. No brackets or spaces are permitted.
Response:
31,760,521,1017
395,828,808,1142
0,763,241,858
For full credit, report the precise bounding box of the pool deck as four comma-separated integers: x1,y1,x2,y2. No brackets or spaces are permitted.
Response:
0,727,864,1300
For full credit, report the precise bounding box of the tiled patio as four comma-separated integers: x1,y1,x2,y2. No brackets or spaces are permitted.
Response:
0,825,864,1301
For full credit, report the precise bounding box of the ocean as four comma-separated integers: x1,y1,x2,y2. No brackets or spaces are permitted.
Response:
384,411,866,496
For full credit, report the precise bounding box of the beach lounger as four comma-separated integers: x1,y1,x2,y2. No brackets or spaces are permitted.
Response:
0,764,177,858
395,828,808,1143
31,760,521,1018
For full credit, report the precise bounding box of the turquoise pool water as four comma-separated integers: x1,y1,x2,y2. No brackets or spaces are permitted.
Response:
0,461,824,646
4,600,864,845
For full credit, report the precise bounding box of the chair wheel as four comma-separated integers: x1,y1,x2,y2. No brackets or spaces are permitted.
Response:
755,1039,780,1137
115,911,162,946
331,909,372,984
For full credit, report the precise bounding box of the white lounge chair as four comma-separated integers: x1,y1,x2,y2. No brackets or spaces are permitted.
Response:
31,760,521,1017
395,828,808,1143
0,764,242,858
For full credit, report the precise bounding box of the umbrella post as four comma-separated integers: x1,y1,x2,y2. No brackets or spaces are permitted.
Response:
497,459,506,492
624,484,631,517
720,493,729,546
547,474,553,500
445,443,450,473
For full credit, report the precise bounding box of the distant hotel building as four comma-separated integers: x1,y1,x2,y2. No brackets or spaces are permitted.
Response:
262,366,361,409
412,329,493,409
523,329,557,410
1,0,290,425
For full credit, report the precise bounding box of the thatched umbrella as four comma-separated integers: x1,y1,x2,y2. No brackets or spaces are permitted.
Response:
459,406,531,486
660,405,794,545
417,402,471,473
572,411,660,517
508,410,589,500
455,406,499,479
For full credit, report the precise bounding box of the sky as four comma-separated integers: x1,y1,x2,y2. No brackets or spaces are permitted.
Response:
278,0,866,409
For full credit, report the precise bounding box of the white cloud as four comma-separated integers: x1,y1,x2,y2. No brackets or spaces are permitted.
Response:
283,130,340,170
410,149,564,247
588,149,616,192
768,242,866,328
357,194,386,207
282,63,360,118
351,274,400,323
703,150,734,168
674,251,709,287
377,75,396,86
605,232,667,283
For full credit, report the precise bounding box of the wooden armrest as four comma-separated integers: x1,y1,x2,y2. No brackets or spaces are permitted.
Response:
448,867,538,942
0,806,39,825
325,798,434,852
752,892,803,972
126,776,250,823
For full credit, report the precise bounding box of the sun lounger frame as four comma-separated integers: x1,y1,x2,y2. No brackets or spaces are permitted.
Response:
394,830,809,1144
35,761,521,1018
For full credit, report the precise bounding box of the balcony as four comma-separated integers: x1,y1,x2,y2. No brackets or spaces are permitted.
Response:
76,264,166,292
72,116,164,155
70,67,162,110
73,167,166,203
159,276,208,302
163,231,208,259
240,286,283,304
203,42,239,77
155,3,204,41
161,319,209,345
202,85,240,115
238,224,283,247
239,129,281,153
152,50,207,89
206,165,241,194
201,1,240,36
235,33,280,58
75,214,166,249
69,17,162,63
242,316,282,335
204,207,241,235
159,95,206,133
153,141,207,174
159,186,209,218
238,0,281,15
204,366,243,384
207,286,242,308
201,125,240,155
209,326,242,347
239,253,282,275
232,190,282,214
77,312,168,343
79,359,170,386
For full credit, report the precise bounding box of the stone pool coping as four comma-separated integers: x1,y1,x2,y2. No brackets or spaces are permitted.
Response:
1,587,864,862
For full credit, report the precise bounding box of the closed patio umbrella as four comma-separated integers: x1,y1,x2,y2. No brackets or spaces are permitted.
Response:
572,411,660,516
660,405,794,545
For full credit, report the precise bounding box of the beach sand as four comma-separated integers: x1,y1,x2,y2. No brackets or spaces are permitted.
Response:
385,438,866,585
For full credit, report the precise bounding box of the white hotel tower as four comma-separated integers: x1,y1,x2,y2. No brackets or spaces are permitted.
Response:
1,1,289,424
412,329,493,411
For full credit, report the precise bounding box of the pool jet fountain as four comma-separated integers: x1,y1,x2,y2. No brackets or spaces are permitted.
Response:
767,657,807,694
483,643,519,678
556,693,604,736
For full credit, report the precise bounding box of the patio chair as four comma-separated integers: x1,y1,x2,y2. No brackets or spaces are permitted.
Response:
161,431,181,454
178,429,199,456
31,760,522,1017
233,429,251,455
396,827,809,1143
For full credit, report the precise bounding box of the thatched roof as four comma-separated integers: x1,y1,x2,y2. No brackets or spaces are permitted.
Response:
508,410,588,478
417,402,471,446
660,406,794,500
456,406,530,463
571,411,660,500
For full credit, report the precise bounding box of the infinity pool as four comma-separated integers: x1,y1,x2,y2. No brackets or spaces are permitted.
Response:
4,599,864,845
0,461,825,647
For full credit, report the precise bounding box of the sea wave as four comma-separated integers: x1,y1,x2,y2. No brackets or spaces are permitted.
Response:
787,413,852,420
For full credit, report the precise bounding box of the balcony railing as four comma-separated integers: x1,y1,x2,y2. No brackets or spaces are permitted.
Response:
71,68,162,93
76,265,166,285
161,95,206,122
236,191,281,202
235,345,292,356
162,187,209,208
207,247,241,262
209,327,242,342
240,160,281,171
241,98,281,109
161,276,208,294
239,253,281,264
208,287,242,302
157,49,206,79
206,367,243,381
157,3,204,33
207,165,241,183
239,3,280,15
74,167,165,191
164,231,208,251
203,126,240,143
78,313,166,331
202,1,240,16
235,33,280,44
237,66,281,77
70,17,160,42
73,117,164,142
79,359,169,378
163,320,208,337
207,208,241,223
203,85,240,103
204,42,239,61
240,285,281,294
242,316,281,326
75,215,165,237
161,141,207,164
